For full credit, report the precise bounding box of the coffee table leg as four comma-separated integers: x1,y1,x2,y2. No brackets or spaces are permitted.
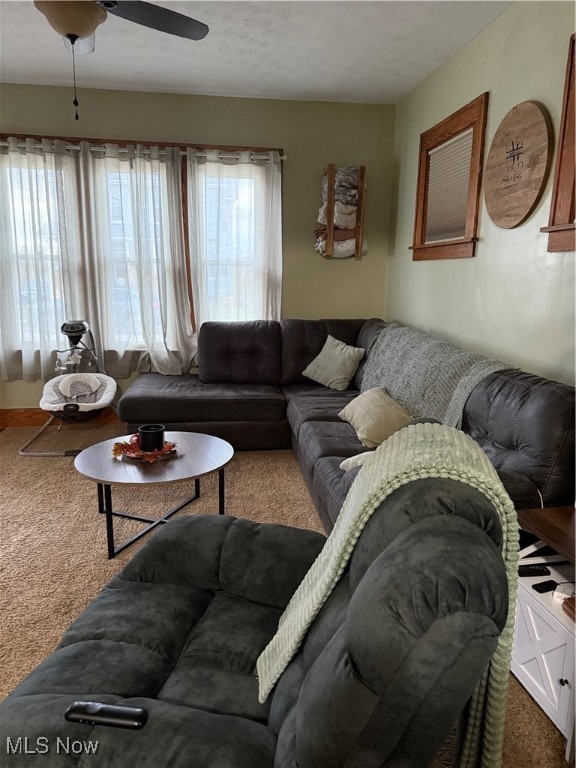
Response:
95,477,207,559
219,469,225,515
97,483,115,560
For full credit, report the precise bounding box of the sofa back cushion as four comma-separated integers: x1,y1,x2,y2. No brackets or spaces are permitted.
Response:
353,318,386,389
198,321,282,385
269,478,508,767
463,369,575,507
280,319,368,385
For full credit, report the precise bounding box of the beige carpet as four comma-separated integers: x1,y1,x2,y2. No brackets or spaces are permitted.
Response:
0,425,572,767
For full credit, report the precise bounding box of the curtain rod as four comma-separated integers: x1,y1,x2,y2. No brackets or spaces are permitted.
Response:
0,140,287,162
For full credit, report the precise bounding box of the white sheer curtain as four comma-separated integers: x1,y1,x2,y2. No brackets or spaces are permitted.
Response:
0,138,195,382
186,149,282,324
0,138,81,381
88,144,195,375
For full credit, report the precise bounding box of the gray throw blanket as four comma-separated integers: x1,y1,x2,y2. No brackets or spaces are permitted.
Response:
361,323,511,426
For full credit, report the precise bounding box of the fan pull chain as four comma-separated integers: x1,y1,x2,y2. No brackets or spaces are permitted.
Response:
68,34,80,121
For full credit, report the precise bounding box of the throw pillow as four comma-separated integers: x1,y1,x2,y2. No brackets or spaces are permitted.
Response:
339,388,413,448
302,335,365,391
339,451,376,472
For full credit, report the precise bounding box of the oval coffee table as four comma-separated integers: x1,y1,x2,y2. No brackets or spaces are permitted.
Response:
75,431,234,559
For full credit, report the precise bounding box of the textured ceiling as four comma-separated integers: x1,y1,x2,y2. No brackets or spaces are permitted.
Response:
0,1,510,103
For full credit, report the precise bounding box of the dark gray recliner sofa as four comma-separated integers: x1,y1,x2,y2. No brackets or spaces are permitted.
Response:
0,476,508,767
117,318,575,533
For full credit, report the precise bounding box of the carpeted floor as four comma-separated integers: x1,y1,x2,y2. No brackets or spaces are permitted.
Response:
0,425,572,767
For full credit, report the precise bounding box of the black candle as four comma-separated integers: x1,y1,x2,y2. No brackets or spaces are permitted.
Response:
138,424,165,452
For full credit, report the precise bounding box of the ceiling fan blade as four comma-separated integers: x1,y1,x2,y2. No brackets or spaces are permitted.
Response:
63,33,96,55
98,1,209,41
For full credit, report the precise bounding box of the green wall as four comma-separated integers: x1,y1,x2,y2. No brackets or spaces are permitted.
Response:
388,2,575,385
0,85,395,319
0,86,395,405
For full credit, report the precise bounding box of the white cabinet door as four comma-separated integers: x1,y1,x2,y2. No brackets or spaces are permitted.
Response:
512,584,575,736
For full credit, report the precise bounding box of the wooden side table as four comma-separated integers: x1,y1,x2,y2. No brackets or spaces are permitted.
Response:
75,431,234,559
517,506,575,564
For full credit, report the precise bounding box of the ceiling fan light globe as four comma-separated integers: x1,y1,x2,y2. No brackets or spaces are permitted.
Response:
34,1,107,41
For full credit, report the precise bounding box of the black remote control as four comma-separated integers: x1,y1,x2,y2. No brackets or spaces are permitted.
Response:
532,579,558,594
518,564,551,577
65,701,147,729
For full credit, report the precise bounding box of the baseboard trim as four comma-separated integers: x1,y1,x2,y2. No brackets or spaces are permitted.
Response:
0,408,121,428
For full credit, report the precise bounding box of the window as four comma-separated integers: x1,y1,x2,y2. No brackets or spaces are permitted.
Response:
411,93,489,260
94,158,172,349
541,34,575,252
425,129,473,242
201,173,260,320
0,138,283,382
0,140,82,381
187,149,282,324
6,161,67,346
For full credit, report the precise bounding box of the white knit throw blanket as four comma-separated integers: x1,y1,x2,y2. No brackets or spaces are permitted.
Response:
256,423,519,768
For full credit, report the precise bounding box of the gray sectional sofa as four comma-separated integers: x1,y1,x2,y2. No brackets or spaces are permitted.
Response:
3,318,568,768
117,318,575,532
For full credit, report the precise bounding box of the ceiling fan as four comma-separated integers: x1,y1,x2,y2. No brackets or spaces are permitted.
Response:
34,1,209,56
34,2,209,120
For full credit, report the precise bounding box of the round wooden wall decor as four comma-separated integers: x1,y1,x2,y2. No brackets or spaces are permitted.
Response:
484,101,553,228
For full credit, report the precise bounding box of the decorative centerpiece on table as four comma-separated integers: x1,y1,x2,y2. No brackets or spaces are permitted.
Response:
112,434,176,464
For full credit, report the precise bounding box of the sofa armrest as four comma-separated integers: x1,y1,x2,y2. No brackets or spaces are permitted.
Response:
464,370,575,506
497,470,543,510
117,515,326,610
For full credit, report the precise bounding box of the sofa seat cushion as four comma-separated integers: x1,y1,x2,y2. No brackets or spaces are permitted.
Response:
10,578,281,726
177,592,282,675
158,665,269,723
298,421,368,467
287,393,358,437
2,694,276,768
57,580,212,660
281,382,358,401
158,591,281,722
117,373,286,423
10,579,211,701
312,457,351,527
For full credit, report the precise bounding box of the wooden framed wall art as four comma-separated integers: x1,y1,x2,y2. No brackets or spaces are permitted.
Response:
484,101,553,229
